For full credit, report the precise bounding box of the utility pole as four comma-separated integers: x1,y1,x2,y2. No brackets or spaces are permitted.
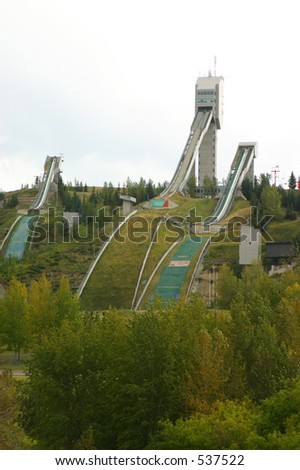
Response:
271,166,280,186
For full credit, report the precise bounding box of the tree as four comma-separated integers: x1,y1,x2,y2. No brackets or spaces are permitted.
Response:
116,306,189,448
241,178,254,201
288,171,297,190
260,185,282,219
0,370,29,449
0,255,18,283
22,312,131,449
203,175,217,197
230,292,293,401
0,278,29,361
4,193,19,209
145,179,155,200
22,299,230,449
187,176,196,198
136,178,146,203
258,378,300,449
149,400,262,450
54,276,80,326
81,199,97,225
22,317,90,449
217,264,240,308
27,274,56,340
275,282,300,369
240,263,280,308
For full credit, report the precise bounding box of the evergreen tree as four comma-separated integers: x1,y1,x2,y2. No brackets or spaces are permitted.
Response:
241,178,254,201
187,176,196,197
203,175,217,197
145,179,155,200
288,171,297,190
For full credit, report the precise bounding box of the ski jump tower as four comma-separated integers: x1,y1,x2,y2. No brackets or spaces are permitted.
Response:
160,74,224,198
160,74,255,199
195,75,224,189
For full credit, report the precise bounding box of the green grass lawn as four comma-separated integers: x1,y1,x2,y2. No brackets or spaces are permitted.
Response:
0,347,30,372
80,197,217,310
267,217,300,243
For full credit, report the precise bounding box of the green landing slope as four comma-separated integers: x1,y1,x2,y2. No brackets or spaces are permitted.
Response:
4,216,37,260
152,236,204,301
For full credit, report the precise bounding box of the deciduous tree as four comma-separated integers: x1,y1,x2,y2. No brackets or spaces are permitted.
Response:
0,370,29,449
28,274,56,340
0,278,29,361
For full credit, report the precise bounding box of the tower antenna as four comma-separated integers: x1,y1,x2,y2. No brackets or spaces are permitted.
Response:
214,56,217,76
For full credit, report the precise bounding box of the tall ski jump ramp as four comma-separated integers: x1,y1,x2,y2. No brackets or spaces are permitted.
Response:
3,155,63,260
160,75,257,220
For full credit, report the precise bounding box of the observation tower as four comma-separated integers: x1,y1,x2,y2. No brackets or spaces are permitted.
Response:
195,75,224,189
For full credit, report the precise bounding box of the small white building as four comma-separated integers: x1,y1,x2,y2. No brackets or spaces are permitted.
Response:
63,212,80,228
239,225,261,265
120,194,136,216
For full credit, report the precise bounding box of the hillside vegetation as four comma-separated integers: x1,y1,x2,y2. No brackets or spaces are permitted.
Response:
1,264,300,449
1,173,300,449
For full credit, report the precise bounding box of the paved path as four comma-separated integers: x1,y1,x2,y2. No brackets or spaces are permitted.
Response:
0,369,26,376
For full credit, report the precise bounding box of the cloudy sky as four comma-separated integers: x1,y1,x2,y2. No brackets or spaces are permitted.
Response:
1,0,299,191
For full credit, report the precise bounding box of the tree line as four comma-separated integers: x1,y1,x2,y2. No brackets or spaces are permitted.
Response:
58,177,168,224
0,192,19,209
241,172,300,220
2,263,300,449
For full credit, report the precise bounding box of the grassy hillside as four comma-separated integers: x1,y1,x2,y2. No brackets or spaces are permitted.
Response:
2,186,300,308
80,197,217,310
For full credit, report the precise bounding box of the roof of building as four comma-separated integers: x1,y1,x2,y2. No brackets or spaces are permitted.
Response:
265,242,295,258
119,194,136,203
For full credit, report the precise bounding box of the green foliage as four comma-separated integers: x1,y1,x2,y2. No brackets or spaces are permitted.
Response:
203,175,217,197
288,171,297,190
0,255,18,282
21,299,232,449
54,276,80,326
0,278,29,361
241,178,253,201
150,377,300,450
2,259,300,450
125,177,165,203
149,400,262,450
217,265,240,308
275,282,300,369
257,378,300,449
0,370,30,449
14,269,300,449
28,275,56,339
260,185,283,219
0,275,80,357
228,267,294,400
4,193,19,209
243,172,300,220
187,176,196,197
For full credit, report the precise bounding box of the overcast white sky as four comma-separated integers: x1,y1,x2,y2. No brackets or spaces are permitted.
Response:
1,0,300,191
